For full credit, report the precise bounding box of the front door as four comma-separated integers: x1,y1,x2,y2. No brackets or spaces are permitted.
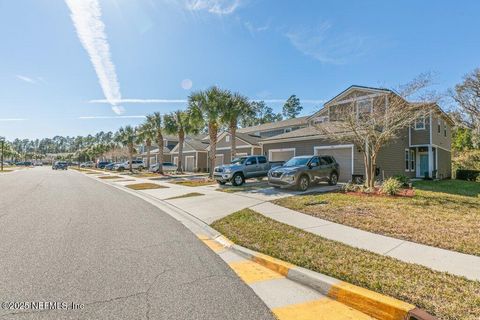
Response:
419,154,429,177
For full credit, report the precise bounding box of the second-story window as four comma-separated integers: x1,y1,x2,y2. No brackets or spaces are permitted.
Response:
225,135,230,142
437,119,441,133
415,116,426,130
356,99,372,118
444,121,447,137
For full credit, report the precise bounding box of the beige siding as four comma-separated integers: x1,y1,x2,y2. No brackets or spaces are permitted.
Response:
214,147,252,164
196,152,208,172
376,130,415,178
216,134,249,149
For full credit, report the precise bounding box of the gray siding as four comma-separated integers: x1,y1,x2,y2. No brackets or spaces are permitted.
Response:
172,151,208,172
376,129,415,178
437,148,451,179
214,147,252,164
431,113,452,150
411,115,431,145
216,135,249,149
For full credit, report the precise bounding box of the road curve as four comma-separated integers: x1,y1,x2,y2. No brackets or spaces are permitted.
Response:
0,167,274,320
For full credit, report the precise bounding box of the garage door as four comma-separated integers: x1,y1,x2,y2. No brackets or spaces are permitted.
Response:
269,149,295,162
185,156,195,172
315,146,352,182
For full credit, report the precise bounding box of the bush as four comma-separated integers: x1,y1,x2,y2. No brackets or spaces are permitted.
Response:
342,182,358,192
392,175,410,187
381,178,402,195
456,169,480,181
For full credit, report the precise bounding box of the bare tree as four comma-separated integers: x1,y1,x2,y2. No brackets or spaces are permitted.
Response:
315,78,435,188
451,68,480,145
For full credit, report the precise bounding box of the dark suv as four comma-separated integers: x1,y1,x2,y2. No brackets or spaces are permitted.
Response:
267,155,339,191
52,161,68,170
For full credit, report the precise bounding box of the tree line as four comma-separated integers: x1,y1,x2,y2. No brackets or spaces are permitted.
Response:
2,89,303,175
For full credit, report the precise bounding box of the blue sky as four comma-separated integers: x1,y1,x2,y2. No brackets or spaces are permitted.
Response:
1,0,479,140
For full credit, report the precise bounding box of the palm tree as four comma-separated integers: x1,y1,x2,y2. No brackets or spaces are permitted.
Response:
145,112,165,174
188,86,228,177
164,110,198,172
137,121,156,170
221,92,252,161
115,125,137,172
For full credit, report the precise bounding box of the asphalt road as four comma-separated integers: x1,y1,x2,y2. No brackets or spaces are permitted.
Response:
0,167,274,320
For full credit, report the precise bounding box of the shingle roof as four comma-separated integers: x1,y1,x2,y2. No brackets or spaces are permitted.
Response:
141,147,172,156
260,122,351,142
185,138,210,151
238,116,309,134
235,132,262,145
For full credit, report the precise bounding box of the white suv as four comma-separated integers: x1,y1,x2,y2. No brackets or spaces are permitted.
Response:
114,160,145,171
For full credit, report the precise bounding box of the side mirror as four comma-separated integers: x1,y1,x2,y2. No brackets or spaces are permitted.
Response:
309,162,318,168
246,161,252,166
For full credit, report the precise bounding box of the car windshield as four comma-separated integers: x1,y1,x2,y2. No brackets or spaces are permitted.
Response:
231,157,248,165
283,157,310,167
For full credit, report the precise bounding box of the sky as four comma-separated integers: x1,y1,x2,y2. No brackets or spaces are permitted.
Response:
0,0,479,140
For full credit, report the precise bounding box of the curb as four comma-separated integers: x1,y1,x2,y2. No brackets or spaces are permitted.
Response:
211,236,438,320
81,171,438,320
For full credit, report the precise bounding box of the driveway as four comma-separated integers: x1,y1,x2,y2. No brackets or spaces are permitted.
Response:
0,167,274,320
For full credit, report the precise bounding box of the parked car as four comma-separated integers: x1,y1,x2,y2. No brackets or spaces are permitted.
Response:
113,160,145,171
52,161,68,170
96,161,111,169
268,155,339,191
104,162,120,171
214,156,270,186
34,161,43,166
149,162,177,173
80,161,94,168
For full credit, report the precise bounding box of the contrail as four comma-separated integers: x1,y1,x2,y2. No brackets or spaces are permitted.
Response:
65,0,124,115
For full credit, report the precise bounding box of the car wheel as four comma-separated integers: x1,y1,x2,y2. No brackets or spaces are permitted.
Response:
217,181,226,185
328,172,338,185
232,173,245,186
297,175,310,191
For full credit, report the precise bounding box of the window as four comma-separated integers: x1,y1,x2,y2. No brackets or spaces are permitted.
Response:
257,156,267,164
357,99,372,113
225,135,230,142
246,157,257,165
444,121,447,137
437,119,441,133
415,116,425,130
321,156,333,164
314,116,329,124
405,149,410,171
310,157,320,166
410,150,415,171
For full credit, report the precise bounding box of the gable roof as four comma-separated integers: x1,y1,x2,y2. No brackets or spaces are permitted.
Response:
238,116,309,134
140,147,171,156
260,122,352,144
323,85,392,107
170,136,210,153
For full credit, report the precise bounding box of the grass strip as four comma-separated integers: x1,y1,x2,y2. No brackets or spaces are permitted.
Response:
165,192,204,200
273,180,480,256
98,175,122,179
171,179,216,187
211,209,480,320
125,183,168,190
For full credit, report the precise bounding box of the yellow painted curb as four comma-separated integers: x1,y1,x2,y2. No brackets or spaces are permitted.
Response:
329,282,415,320
251,252,295,277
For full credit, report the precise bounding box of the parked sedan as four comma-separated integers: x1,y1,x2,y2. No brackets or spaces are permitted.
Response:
96,161,111,169
149,162,177,173
268,155,339,191
80,161,94,168
104,162,120,171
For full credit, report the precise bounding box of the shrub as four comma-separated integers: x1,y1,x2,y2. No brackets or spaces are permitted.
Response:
381,178,402,195
342,182,358,192
456,169,480,181
392,175,410,187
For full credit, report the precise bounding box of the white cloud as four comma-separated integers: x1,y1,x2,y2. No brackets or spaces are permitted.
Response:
0,118,27,122
185,0,240,15
78,115,147,120
244,21,270,35
89,98,188,104
15,75,36,84
65,0,124,115
286,22,369,64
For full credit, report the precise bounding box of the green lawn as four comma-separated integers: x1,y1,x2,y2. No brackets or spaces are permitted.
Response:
165,192,204,200
273,179,480,256
211,209,480,320
170,179,217,187
125,183,168,190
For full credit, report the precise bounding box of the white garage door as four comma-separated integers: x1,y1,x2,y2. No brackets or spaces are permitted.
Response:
269,149,295,162
185,156,195,172
315,146,353,182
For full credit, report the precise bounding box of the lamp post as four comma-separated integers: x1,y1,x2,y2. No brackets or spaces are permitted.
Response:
0,137,5,172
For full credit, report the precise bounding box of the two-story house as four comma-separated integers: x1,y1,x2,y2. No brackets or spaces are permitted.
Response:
260,86,453,181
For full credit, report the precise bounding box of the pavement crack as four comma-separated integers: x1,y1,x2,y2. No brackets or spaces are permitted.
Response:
145,268,172,320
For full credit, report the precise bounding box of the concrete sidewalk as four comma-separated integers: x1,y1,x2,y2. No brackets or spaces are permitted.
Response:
250,202,480,281
96,172,480,282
